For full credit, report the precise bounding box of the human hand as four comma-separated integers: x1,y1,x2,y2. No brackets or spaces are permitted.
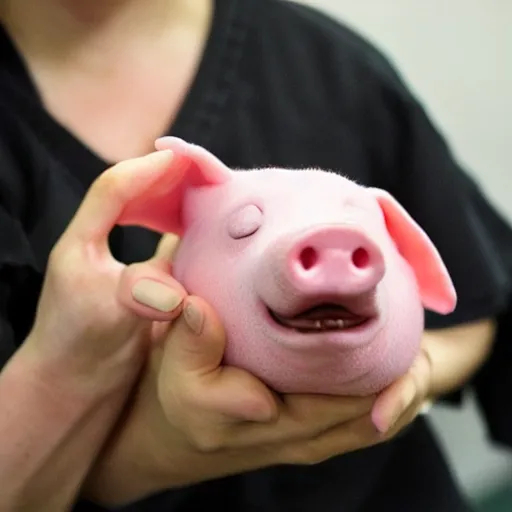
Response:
82,220,494,509
370,349,433,436
19,150,189,399
370,318,495,436
83,291,383,506
0,150,194,510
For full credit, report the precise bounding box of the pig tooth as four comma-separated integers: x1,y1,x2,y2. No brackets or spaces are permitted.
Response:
319,318,345,330
273,313,365,332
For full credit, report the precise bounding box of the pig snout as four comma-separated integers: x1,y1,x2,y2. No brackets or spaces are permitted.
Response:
254,225,385,316
290,226,385,295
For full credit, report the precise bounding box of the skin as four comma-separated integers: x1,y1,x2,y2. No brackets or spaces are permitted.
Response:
0,0,213,162
0,151,188,510
0,0,497,509
82,233,496,507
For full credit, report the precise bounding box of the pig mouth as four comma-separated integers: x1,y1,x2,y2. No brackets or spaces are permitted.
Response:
268,303,371,333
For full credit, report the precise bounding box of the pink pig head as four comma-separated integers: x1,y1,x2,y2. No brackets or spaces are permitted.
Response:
119,137,457,396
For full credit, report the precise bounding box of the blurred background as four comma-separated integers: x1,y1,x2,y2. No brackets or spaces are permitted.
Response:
294,1,512,509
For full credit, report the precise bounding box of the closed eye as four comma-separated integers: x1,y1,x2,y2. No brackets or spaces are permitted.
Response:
227,204,263,239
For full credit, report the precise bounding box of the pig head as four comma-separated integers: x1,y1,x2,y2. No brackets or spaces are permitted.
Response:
119,137,457,396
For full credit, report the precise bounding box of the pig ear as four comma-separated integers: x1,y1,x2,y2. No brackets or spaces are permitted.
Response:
369,187,457,314
117,138,231,236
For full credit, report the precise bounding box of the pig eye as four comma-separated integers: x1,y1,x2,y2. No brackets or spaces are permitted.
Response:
227,204,263,239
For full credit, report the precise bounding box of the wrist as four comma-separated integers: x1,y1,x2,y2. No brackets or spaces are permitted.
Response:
0,341,136,510
82,379,181,506
21,328,145,405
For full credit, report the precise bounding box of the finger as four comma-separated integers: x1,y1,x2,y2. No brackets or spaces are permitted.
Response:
118,262,187,322
191,365,279,423
159,295,226,376
276,413,380,466
154,233,181,263
66,150,178,250
371,351,432,434
120,233,184,321
157,296,277,422
224,392,376,449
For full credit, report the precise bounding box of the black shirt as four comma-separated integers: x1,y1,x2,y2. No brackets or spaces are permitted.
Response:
0,0,510,510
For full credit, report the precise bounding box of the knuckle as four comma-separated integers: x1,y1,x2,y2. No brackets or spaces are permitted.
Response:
158,383,227,453
92,161,136,200
94,169,122,197
48,242,94,291
156,374,232,453
47,242,76,282
288,415,329,441
187,428,224,453
48,239,68,266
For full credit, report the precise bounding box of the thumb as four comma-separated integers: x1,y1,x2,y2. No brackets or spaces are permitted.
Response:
159,295,277,422
161,296,226,377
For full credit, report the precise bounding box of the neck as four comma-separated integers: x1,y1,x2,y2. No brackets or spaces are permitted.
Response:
1,0,208,59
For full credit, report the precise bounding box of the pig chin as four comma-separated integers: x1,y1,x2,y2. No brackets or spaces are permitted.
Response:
260,289,384,350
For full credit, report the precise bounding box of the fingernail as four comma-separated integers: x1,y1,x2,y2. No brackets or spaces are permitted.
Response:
132,279,183,312
183,302,204,335
383,383,416,433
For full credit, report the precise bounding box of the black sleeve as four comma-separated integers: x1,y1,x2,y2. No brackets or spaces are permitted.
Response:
460,175,512,449
364,47,512,446
276,1,511,446
364,62,510,328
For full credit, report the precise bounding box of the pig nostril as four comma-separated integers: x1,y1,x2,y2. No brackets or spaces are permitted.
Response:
299,246,318,270
352,247,370,269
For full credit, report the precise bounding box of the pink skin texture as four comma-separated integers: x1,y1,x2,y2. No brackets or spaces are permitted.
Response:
119,137,457,396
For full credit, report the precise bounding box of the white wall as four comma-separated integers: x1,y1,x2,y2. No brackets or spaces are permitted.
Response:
294,0,512,499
